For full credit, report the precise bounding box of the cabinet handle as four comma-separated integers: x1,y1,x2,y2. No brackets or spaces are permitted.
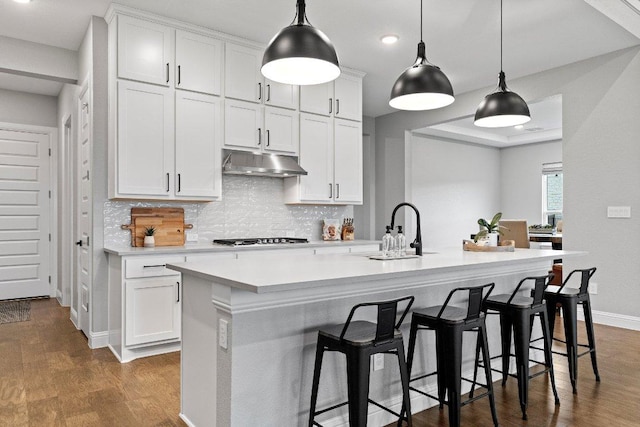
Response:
166,63,170,83
336,99,340,115
329,183,333,198
266,129,270,147
143,264,166,268
329,98,332,114
177,173,181,192
177,281,180,302
336,183,340,199
166,173,170,192
178,65,181,85
267,84,271,102
258,82,262,101
258,128,262,145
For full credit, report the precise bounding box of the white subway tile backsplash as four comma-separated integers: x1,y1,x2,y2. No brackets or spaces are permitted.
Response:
104,176,353,247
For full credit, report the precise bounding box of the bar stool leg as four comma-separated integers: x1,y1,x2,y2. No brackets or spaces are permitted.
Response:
396,343,413,427
479,322,499,427
539,309,560,405
512,310,531,420
435,328,447,409
309,339,325,427
582,298,601,381
498,313,513,386
561,301,579,394
443,326,463,427
468,330,482,399
545,297,558,337
345,350,371,427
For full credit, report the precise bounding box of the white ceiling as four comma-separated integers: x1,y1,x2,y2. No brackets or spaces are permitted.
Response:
0,0,638,120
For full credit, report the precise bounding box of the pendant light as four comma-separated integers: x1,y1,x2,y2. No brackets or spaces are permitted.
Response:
474,0,530,128
389,0,454,111
262,0,340,86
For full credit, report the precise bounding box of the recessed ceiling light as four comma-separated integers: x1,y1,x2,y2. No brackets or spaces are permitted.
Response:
380,34,399,45
514,125,524,130
13,0,32,3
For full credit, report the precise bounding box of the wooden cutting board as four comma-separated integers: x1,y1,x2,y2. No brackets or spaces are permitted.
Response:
121,207,193,247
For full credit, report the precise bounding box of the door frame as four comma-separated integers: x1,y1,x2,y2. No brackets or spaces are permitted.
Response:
0,121,57,299
58,114,73,307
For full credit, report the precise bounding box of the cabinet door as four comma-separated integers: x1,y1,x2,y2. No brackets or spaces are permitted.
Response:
298,114,333,202
175,30,222,95
334,75,362,122
334,119,363,204
299,82,333,116
176,92,222,199
224,99,263,150
224,42,262,102
264,79,298,110
125,277,181,346
117,80,174,197
264,107,299,155
117,15,173,86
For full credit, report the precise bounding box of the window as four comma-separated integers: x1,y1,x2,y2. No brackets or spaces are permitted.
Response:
542,162,562,226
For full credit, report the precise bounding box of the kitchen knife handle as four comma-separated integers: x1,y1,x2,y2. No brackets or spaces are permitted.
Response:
166,173,170,192
329,183,333,198
266,129,270,147
329,98,332,114
258,128,262,145
177,173,181,192
166,63,170,83
177,65,181,85
177,281,180,302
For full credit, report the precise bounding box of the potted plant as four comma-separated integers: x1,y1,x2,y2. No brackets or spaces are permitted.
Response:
143,226,156,247
474,212,506,246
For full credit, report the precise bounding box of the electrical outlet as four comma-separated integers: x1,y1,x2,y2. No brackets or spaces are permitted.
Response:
219,319,228,349
373,354,384,371
186,232,199,242
589,282,598,295
607,206,631,218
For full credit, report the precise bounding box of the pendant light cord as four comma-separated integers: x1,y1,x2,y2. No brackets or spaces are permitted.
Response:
500,0,503,72
420,0,424,42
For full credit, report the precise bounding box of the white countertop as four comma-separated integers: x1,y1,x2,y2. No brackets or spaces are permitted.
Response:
168,247,583,294
103,239,380,256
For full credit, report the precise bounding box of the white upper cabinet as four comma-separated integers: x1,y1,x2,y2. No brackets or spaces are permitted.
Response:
300,74,362,122
117,15,174,86
333,119,363,204
175,91,222,199
175,30,222,95
224,42,298,110
263,106,299,154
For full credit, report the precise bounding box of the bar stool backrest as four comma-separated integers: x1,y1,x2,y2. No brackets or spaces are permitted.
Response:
557,267,597,296
507,274,554,306
437,283,495,322
339,296,415,345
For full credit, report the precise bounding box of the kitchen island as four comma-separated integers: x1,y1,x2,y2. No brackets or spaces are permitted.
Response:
168,247,584,427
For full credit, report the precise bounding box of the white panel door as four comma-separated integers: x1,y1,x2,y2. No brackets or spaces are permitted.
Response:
77,86,92,337
224,99,263,151
224,42,262,102
298,114,333,202
334,74,362,122
0,127,50,299
175,91,221,199
117,15,173,86
264,107,298,155
299,82,333,116
334,119,363,204
175,30,222,95
117,80,174,197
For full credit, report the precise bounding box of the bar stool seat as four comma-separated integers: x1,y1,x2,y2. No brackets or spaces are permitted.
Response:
309,296,414,427
401,283,499,427
472,274,559,420
543,267,600,394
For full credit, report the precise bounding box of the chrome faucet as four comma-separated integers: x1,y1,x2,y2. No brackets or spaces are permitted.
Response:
389,202,422,256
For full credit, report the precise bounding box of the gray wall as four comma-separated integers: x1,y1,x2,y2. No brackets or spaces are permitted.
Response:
374,46,640,319
0,88,57,127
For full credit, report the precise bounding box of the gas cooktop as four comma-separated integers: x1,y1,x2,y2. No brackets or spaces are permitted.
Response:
213,237,309,246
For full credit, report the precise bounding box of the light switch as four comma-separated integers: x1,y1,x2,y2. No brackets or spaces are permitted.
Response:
607,206,631,218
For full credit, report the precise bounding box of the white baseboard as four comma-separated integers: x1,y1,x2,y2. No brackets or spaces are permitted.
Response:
89,331,109,349
69,308,79,329
179,414,196,427
577,309,640,331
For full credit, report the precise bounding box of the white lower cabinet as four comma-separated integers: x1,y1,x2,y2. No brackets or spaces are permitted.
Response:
125,277,181,346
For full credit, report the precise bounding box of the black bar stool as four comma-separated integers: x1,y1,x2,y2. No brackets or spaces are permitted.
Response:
543,267,600,394
308,296,414,427
401,283,498,427
471,274,560,420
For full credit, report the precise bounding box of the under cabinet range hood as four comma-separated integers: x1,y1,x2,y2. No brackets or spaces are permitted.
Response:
222,150,307,177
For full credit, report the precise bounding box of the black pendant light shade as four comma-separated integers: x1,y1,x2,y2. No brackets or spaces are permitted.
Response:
474,71,531,127
262,0,340,85
474,0,530,128
389,0,454,111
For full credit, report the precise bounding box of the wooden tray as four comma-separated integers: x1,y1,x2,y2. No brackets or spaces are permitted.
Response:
462,239,515,252
121,207,193,247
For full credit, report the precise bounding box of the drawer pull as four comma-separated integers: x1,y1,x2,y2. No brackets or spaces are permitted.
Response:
143,264,166,268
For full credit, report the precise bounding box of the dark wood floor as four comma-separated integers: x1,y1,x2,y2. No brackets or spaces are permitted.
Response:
1,298,639,426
